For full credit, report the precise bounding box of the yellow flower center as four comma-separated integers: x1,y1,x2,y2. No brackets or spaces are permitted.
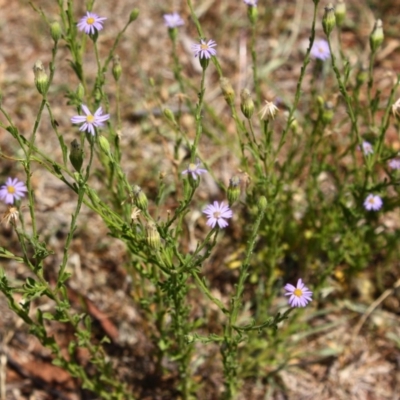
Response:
86,114,95,123
213,211,221,219
368,198,375,204
7,186,16,194
294,288,303,297
86,17,95,25
188,163,196,171
201,43,209,50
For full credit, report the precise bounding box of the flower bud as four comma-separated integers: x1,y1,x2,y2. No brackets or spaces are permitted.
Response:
76,83,85,102
163,108,177,124
94,87,102,102
289,117,299,134
321,101,334,124
227,176,241,206
112,55,122,82
98,135,111,156
33,61,49,95
69,139,84,172
258,196,267,211
335,0,346,28
146,221,160,249
50,21,62,42
322,4,336,37
240,89,254,119
356,65,368,86
129,9,139,23
220,77,235,106
131,185,148,211
370,19,384,53
247,3,258,24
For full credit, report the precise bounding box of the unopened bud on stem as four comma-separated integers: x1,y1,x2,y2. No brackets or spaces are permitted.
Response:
50,21,62,42
370,19,384,53
220,77,235,106
129,9,139,23
112,55,122,82
322,4,336,37
69,139,84,172
132,185,148,212
240,89,254,119
146,221,161,249
33,61,49,95
335,0,346,28
227,176,241,206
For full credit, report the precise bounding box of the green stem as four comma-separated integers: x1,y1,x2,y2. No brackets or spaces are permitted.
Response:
222,203,266,399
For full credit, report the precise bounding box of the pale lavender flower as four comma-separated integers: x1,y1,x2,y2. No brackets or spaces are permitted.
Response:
388,159,400,170
163,13,184,28
71,105,110,135
77,12,107,35
310,39,331,61
360,141,374,155
0,177,27,204
284,278,313,308
181,161,207,180
243,0,258,5
363,194,383,211
203,201,232,229
192,39,217,59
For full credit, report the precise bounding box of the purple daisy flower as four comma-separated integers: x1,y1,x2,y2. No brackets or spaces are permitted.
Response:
360,141,374,155
243,0,258,5
284,278,313,308
77,12,107,35
0,177,28,204
181,161,207,180
71,105,110,135
192,39,217,59
163,13,184,28
203,201,232,229
310,39,331,61
363,194,383,211
388,159,400,170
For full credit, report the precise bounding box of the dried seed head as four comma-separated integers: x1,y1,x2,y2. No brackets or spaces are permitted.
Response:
259,100,279,121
